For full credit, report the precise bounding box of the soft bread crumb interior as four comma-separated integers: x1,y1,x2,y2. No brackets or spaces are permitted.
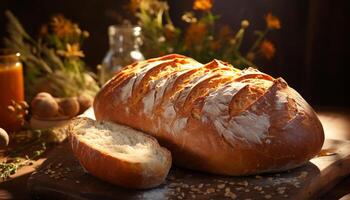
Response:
73,120,164,163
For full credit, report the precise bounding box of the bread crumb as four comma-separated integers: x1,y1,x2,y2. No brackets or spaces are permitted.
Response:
277,186,286,190
217,184,225,189
264,194,272,199
224,191,237,199
278,190,285,194
206,188,215,194
294,182,300,188
238,180,248,187
254,186,262,191
299,171,308,178
277,186,286,194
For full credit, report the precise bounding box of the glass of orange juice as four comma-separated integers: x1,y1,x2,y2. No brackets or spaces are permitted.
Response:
0,49,24,132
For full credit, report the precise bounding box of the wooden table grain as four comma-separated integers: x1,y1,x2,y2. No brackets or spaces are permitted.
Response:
0,107,349,200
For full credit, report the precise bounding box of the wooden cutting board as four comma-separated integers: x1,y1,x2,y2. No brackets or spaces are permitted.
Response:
27,139,350,200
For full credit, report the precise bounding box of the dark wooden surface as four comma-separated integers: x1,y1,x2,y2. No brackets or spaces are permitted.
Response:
1,109,350,200
27,139,350,200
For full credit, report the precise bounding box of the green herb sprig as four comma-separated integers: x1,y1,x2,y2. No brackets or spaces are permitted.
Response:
0,142,46,181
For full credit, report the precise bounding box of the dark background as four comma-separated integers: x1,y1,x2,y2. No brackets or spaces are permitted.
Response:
0,0,349,107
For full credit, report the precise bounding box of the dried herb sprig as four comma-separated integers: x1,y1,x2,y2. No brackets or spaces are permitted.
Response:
0,158,22,180
0,142,46,181
0,126,67,181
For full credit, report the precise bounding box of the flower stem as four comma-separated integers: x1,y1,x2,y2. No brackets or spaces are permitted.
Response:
249,28,269,53
234,28,245,51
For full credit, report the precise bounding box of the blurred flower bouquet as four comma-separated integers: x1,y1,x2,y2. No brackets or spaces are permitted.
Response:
130,0,281,68
4,11,99,101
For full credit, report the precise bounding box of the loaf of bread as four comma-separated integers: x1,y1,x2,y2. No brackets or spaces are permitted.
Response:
68,117,172,189
94,54,324,175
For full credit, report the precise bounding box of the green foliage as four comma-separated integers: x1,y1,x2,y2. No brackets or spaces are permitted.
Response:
4,10,99,101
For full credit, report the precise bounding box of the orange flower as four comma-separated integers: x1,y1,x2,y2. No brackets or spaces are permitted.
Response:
57,43,85,58
185,22,207,48
260,40,275,59
265,13,281,29
193,0,213,11
51,15,75,38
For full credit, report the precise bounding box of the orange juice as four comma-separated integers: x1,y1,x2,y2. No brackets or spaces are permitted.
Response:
0,49,24,132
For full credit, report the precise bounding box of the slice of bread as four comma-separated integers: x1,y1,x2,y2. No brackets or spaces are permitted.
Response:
68,117,172,189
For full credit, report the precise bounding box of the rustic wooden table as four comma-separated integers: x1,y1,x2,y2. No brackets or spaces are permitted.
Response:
0,107,349,200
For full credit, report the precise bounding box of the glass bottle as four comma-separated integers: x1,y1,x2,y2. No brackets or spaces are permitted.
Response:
99,24,144,84
0,49,24,132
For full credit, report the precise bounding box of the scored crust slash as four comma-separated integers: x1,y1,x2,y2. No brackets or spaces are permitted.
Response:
70,54,324,189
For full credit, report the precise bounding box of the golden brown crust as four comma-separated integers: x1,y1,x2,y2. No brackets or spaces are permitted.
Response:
68,118,172,189
94,54,324,175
